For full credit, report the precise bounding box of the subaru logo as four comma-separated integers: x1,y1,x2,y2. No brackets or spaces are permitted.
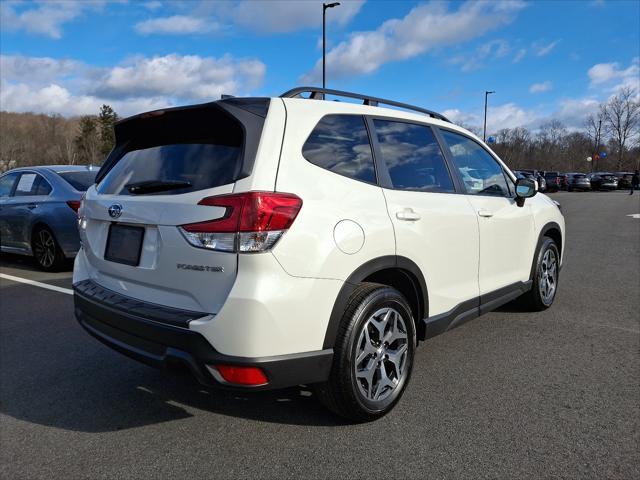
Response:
108,204,123,219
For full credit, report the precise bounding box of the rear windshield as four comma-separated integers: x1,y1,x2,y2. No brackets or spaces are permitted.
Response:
97,106,244,196
573,174,586,179
58,171,97,191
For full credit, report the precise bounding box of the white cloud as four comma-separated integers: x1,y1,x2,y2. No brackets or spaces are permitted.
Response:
135,1,365,36
0,53,266,117
0,1,104,39
449,38,511,72
588,58,640,93
529,81,553,94
301,0,525,82
135,15,220,35
0,55,83,83
444,96,602,133
513,48,527,63
143,1,162,10
231,0,365,34
92,54,265,100
533,40,559,57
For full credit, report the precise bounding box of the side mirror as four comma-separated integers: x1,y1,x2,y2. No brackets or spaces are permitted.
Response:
515,177,537,207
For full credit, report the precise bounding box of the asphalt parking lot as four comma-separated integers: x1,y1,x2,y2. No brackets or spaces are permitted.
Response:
1,191,639,479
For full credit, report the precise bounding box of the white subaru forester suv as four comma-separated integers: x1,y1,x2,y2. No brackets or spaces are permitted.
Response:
73,87,564,421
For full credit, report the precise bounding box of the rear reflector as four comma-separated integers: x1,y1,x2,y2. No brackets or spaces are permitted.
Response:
179,191,302,253
213,365,268,386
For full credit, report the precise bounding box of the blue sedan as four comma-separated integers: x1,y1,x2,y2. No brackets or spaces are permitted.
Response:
0,165,98,270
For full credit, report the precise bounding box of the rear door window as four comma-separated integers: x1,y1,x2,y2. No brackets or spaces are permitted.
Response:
302,114,376,184
373,119,454,192
13,173,52,197
98,107,245,196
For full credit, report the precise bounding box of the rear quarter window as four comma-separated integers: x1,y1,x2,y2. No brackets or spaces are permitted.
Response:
58,171,97,191
302,114,376,184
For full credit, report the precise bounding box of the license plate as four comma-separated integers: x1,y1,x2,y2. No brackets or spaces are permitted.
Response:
104,224,145,266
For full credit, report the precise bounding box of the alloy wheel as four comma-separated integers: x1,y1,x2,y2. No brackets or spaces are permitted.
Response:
34,230,56,268
539,248,557,305
354,307,409,403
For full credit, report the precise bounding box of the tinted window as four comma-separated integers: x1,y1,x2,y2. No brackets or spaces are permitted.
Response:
374,120,454,192
58,171,97,191
0,172,19,197
441,130,510,197
302,115,376,184
98,106,244,196
14,173,52,197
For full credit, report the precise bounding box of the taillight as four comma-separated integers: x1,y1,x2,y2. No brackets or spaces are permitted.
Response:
66,200,81,214
179,191,302,253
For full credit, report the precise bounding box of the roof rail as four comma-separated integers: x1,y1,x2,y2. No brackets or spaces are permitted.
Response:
280,86,450,123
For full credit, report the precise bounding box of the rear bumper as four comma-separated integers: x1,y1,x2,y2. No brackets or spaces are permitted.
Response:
73,280,333,390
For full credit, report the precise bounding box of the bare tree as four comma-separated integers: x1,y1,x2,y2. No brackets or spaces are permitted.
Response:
602,87,640,171
585,108,606,169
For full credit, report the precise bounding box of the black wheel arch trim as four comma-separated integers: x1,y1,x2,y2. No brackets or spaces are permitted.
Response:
322,255,428,349
530,221,562,281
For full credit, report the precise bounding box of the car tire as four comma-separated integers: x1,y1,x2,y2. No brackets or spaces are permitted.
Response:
520,237,560,311
316,282,416,422
32,226,66,272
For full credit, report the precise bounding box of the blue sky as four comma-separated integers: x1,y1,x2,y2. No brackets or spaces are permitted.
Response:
1,0,639,133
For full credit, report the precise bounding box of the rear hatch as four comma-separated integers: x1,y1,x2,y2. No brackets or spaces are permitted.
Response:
573,174,589,183
79,99,269,313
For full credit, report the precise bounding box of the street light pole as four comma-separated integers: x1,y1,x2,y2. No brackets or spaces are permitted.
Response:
483,90,495,142
592,118,602,173
322,2,340,89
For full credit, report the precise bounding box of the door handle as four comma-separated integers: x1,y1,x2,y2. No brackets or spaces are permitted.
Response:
396,208,421,221
478,209,493,218
27,203,37,210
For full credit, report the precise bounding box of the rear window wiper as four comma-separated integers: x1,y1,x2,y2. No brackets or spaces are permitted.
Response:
126,180,192,194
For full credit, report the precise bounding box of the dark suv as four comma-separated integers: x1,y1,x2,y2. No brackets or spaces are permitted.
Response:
615,172,634,189
589,172,618,191
543,171,561,192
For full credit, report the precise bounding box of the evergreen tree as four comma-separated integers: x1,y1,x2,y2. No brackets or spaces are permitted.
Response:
74,115,100,164
98,104,118,157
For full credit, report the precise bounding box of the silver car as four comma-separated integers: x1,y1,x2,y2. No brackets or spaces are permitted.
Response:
0,165,98,270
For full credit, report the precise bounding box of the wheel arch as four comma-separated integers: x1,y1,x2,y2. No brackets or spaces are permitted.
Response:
530,221,562,280
323,256,429,349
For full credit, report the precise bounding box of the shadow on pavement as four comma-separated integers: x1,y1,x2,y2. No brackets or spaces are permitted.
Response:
0,280,344,432
0,252,74,273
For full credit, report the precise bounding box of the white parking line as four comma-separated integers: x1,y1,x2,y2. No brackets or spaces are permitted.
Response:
0,273,73,295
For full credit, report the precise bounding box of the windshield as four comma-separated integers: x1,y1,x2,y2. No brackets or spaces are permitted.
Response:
58,171,97,191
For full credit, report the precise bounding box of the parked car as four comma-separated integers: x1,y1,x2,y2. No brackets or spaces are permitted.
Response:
615,172,634,189
558,173,569,190
516,170,546,192
0,165,98,270
589,172,618,190
543,171,561,192
566,173,591,191
73,87,565,421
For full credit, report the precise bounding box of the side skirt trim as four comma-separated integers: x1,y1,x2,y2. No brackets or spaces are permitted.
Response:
421,280,532,340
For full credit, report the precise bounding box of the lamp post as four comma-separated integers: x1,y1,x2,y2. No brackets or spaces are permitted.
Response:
323,2,340,89
592,118,602,173
483,90,495,142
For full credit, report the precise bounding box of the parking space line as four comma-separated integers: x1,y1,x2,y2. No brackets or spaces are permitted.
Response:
0,273,73,295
